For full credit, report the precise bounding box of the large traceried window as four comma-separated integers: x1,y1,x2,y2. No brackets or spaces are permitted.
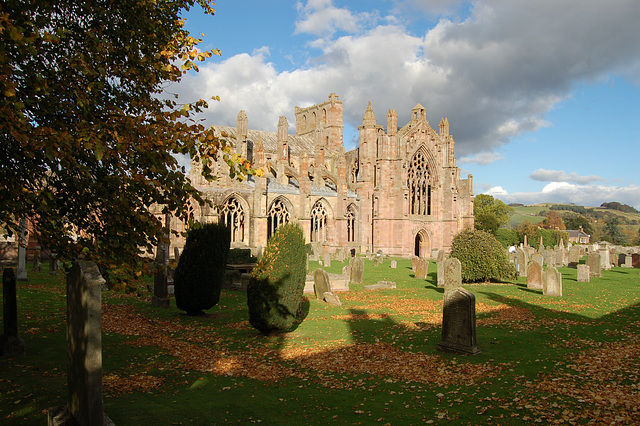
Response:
407,150,432,215
221,197,245,243
346,204,356,242
267,198,290,239
310,201,328,242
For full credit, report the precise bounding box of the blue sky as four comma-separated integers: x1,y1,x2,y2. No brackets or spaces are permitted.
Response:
174,0,640,209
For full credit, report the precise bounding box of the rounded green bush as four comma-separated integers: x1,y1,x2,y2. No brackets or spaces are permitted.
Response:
247,223,307,334
450,229,517,283
174,222,231,315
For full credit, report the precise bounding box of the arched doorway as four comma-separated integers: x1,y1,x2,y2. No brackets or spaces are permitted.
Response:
414,230,431,257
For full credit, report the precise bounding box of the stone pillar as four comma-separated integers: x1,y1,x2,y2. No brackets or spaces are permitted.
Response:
16,219,28,282
152,213,171,308
1,268,25,357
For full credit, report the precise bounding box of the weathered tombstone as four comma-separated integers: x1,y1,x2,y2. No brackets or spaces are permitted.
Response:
623,254,633,268
600,248,611,270
323,251,332,268
554,250,565,267
568,246,580,268
543,250,554,268
373,253,383,267
531,253,544,268
539,236,545,252
173,247,180,261
587,253,602,277
350,257,364,285
577,265,590,282
32,246,42,272
313,268,331,300
516,248,528,277
48,261,111,425
436,261,445,287
390,260,397,269
411,256,419,272
364,281,396,290
443,258,462,292
152,215,171,308
437,288,481,355
526,261,543,290
323,292,342,306
436,250,446,263
1,268,25,357
16,219,28,282
543,266,562,297
342,265,351,277
415,258,429,279
633,253,640,268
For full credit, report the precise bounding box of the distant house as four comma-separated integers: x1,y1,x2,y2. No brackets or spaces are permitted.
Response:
566,227,590,244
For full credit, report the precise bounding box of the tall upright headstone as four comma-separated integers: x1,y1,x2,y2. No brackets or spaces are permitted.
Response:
350,257,364,285
56,261,110,426
323,251,332,268
577,265,590,282
568,246,580,268
516,247,528,277
543,266,563,297
587,253,602,277
415,258,429,279
600,248,611,271
436,261,445,287
16,219,28,282
152,213,171,308
437,258,480,355
526,261,543,290
313,268,331,300
1,268,25,357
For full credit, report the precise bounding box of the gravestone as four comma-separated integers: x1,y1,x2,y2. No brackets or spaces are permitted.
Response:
32,246,42,272
174,247,180,261
411,256,419,272
633,253,640,268
543,250,554,268
526,261,543,290
323,252,331,268
568,246,580,268
437,288,481,355
436,261,445,287
390,260,397,269
152,244,170,308
555,250,565,267
1,268,25,357
313,269,331,300
543,266,562,297
436,250,446,263
415,258,429,279
539,236,545,252
577,265,590,282
364,281,396,290
587,253,602,277
323,292,342,306
531,253,544,268
350,257,364,285
600,248,611,270
443,258,462,292
48,261,111,426
623,254,633,268
16,219,28,282
516,248,528,277
373,254,383,267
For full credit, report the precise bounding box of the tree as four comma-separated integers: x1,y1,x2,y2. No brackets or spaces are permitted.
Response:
540,210,565,230
474,194,514,234
603,216,626,245
1,0,256,274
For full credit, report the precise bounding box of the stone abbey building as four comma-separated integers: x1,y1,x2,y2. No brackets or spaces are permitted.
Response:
168,93,474,257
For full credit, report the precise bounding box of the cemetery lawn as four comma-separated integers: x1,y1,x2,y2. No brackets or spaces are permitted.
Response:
1,258,639,425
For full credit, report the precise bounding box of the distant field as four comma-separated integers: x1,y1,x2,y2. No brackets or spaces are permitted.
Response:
508,204,640,232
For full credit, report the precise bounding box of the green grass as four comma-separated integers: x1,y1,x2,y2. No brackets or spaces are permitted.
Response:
1,258,639,425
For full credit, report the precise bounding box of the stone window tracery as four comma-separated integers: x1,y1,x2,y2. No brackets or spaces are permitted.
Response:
407,150,432,215
267,198,290,239
310,201,328,242
221,197,245,243
346,205,356,242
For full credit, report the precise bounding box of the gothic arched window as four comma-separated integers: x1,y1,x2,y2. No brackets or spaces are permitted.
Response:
346,204,356,243
221,197,245,243
310,201,328,242
267,198,290,239
407,150,432,215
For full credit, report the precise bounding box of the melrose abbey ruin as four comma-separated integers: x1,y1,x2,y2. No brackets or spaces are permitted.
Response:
166,93,474,257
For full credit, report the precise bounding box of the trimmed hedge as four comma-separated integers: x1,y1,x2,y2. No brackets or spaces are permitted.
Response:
174,223,231,315
227,248,257,264
247,223,307,334
450,229,517,283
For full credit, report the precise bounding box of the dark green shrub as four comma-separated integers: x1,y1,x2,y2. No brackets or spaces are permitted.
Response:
450,229,517,283
174,223,231,315
227,248,257,264
247,223,307,334
494,228,519,248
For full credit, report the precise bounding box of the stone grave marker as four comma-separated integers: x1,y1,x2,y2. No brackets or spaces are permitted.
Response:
174,247,180,260
436,261,445,287
350,257,364,285
364,281,396,291
48,261,111,425
587,253,602,277
1,268,25,357
437,287,481,355
526,261,543,290
543,266,562,297
16,219,28,282
577,265,590,282
32,246,42,272
531,253,544,268
323,292,342,306
516,248,528,277
633,253,640,268
152,242,170,308
623,254,633,268
390,260,397,269
313,269,331,300
443,258,462,293
411,256,419,272
568,246,580,268
323,251,332,268
415,258,429,279
342,265,351,277
600,248,611,270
